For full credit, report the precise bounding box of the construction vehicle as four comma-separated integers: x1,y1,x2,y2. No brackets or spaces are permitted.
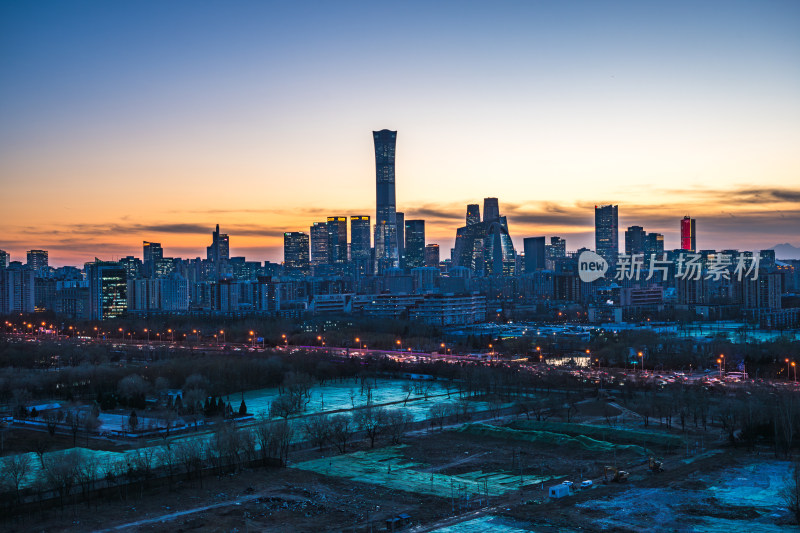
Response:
648,456,664,473
603,466,629,483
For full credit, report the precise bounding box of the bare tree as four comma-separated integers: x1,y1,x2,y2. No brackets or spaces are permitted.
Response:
303,414,331,451
158,442,178,491
66,410,81,446
2,453,32,504
117,374,150,406
402,383,414,406
43,450,80,509
329,414,354,453
75,452,100,507
253,412,275,466
355,406,388,448
33,436,50,467
428,404,448,430
269,393,300,419
268,419,293,466
385,409,414,444
175,439,205,486
457,397,475,422
783,460,800,524
44,411,58,437
84,411,101,445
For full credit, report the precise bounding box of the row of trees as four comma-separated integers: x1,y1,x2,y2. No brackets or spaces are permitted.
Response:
301,406,416,453
0,415,293,518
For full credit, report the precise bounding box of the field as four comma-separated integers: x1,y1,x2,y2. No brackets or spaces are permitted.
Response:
2,395,798,532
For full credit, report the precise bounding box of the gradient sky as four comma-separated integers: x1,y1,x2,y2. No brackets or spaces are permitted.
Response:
1,1,799,266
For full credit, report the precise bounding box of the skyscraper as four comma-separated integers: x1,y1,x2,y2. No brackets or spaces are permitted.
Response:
404,220,425,269
283,232,310,276
681,216,696,253
310,222,330,266
373,129,399,273
483,198,500,223
206,224,230,278
87,260,127,320
26,249,49,271
0,250,9,269
646,233,665,256
143,241,163,278
595,205,619,266
523,237,546,272
424,244,440,267
466,204,481,226
0,264,35,314
452,199,516,275
350,216,371,276
326,217,348,264
624,226,646,255
396,212,405,267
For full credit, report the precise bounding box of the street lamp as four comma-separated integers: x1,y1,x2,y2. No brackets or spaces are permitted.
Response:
168,329,173,343
719,354,724,376
786,358,791,381
638,352,643,374
793,361,797,383
396,339,402,351
282,333,287,347
220,330,225,343
717,358,722,378
144,328,149,344
250,331,255,347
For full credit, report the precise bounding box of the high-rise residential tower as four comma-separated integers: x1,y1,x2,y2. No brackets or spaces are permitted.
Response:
681,216,696,253
26,250,49,271
404,220,425,269
0,250,9,269
373,129,399,273
283,232,310,276
595,205,619,267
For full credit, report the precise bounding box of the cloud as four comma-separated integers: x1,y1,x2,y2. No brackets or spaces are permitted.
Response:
4,185,798,266
658,186,800,206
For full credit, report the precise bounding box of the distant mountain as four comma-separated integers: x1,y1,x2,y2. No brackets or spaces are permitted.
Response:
770,243,800,260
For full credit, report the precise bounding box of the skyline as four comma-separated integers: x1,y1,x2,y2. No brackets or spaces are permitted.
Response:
2,1,799,265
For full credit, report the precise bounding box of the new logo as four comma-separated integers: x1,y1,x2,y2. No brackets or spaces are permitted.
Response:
578,250,608,282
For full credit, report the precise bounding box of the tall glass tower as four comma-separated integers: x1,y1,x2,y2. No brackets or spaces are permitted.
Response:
350,216,371,276
681,216,696,253
373,130,399,273
404,220,425,269
595,205,619,267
